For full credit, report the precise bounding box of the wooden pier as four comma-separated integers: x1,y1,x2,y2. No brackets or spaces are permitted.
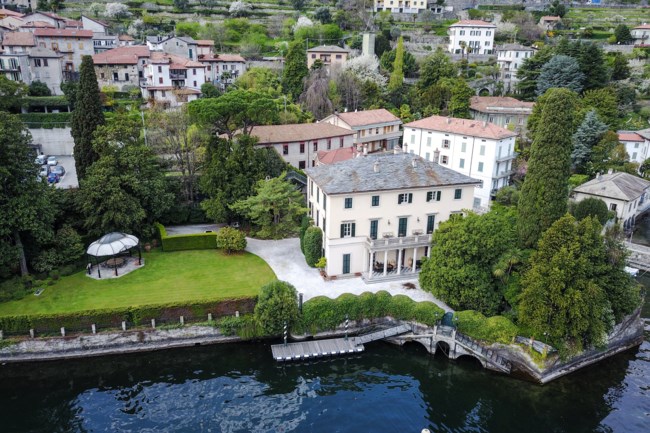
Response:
271,324,412,362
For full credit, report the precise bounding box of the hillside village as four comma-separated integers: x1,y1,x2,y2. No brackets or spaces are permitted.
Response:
0,1,647,362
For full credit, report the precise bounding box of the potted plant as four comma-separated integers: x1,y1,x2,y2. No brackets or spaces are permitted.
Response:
315,257,327,277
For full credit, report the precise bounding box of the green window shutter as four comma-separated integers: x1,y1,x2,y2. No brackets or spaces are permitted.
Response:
437,191,441,201
408,193,413,203
351,223,356,237
426,191,432,202
340,224,344,238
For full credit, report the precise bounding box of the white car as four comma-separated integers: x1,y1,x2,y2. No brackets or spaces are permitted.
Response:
35,154,47,165
47,156,58,166
39,166,48,177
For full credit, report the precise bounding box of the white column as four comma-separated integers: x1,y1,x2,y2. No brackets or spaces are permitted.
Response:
412,247,418,273
368,251,374,279
397,249,402,275
383,250,388,276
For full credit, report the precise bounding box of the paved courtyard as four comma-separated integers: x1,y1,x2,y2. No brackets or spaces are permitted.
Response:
53,155,78,189
245,237,452,311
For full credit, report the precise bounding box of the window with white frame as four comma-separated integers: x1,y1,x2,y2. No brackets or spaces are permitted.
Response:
442,139,450,149
397,193,413,204
478,162,484,172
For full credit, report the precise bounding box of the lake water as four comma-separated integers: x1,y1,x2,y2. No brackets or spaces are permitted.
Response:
0,290,648,433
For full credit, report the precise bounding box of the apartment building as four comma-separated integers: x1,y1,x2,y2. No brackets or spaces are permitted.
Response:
495,44,535,93
147,35,198,61
469,96,534,136
92,45,150,90
200,53,247,88
306,45,349,72
141,52,206,106
33,28,93,73
403,115,517,208
448,20,496,55
372,0,427,14
305,152,480,280
320,109,402,153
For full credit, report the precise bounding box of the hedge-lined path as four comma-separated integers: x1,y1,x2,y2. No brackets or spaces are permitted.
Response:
245,237,453,311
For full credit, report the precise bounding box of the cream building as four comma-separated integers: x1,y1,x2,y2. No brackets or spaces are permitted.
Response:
92,45,151,90
572,171,650,231
495,44,535,92
245,123,355,169
200,53,247,89
373,0,427,14
469,96,534,137
403,115,517,208
448,20,496,55
306,45,349,72
617,131,649,166
320,109,402,153
305,153,480,280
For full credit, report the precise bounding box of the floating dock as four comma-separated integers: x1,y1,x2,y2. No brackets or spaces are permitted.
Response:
271,337,363,361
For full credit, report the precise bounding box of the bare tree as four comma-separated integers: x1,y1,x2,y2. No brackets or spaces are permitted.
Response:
336,71,362,112
299,68,333,120
147,106,205,204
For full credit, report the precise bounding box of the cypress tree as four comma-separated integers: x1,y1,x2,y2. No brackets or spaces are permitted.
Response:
388,36,404,92
71,55,104,180
571,110,608,173
281,41,308,101
518,88,577,248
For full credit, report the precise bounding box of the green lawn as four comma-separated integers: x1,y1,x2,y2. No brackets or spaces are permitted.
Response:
0,249,276,317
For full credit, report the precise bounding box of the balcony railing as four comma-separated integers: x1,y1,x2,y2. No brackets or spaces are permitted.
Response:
366,233,432,249
495,152,518,163
494,169,515,179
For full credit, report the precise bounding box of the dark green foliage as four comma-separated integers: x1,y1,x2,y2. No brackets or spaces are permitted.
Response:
516,45,554,101
519,214,639,355
281,41,308,101
313,7,332,24
200,82,221,98
0,75,27,111
494,186,520,206
299,215,310,253
0,277,32,303
578,43,609,92
71,55,105,180
31,225,84,273
417,48,458,91
547,0,566,18
380,46,418,77
614,24,633,44
536,55,584,96
419,208,519,315
0,297,257,335
582,87,619,129
28,81,52,96
303,226,323,267
610,52,630,80
518,88,577,248
254,280,300,335
571,110,608,173
78,114,173,238
200,135,288,223
156,223,217,251
215,227,247,254
455,311,519,344
374,33,391,58
572,198,610,225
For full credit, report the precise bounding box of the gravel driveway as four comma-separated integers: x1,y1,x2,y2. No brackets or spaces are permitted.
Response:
245,237,451,311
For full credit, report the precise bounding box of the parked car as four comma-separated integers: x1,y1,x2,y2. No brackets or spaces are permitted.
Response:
35,154,47,165
47,172,60,184
50,165,65,177
39,166,48,178
47,156,58,166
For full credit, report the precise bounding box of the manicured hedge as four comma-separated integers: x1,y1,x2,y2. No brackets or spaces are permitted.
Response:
0,297,256,335
19,112,72,129
456,310,519,344
156,222,218,251
21,96,70,108
299,291,445,334
303,226,322,267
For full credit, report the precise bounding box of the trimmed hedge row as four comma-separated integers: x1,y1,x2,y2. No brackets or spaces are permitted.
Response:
19,112,72,129
0,297,256,335
299,291,445,334
156,222,218,251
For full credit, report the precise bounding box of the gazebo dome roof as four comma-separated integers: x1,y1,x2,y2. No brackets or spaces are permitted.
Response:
86,232,139,257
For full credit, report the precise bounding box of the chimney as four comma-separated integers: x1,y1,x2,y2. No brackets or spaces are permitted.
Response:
373,161,379,173
362,32,376,57
433,148,440,164
608,168,614,175
412,158,417,168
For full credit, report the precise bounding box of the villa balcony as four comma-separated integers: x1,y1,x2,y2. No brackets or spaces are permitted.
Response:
494,169,515,179
365,232,432,252
495,152,518,163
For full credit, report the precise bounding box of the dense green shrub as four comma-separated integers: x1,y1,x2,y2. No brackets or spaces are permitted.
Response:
215,227,247,254
299,215,310,253
303,226,322,266
156,222,217,251
254,280,300,335
0,297,256,334
456,310,519,344
18,112,72,129
0,277,32,303
572,197,610,225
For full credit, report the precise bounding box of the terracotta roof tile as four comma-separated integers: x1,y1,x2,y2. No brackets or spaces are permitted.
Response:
404,115,516,140
470,96,534,114
92,46,150,65
196,39,214,45
307,45,350,53
618,132,644,142
199,53,245,62
329,109,402,127
540,16,561,21
450,20,496,28
0,8,24,18
316,147,359,165
247,123,354,144
34,28,93,38
2,31,34,46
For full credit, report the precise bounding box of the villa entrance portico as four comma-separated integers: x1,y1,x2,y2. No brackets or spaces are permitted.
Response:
364,233,432,282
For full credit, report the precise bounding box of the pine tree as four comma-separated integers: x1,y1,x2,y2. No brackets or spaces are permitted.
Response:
578,43,609,92
571,110,608,173
516,45,554,101
71,55,104,180
388,36,404,92
614,24,632,44
281,41,308,101
518,88,577,248
536,55,584,96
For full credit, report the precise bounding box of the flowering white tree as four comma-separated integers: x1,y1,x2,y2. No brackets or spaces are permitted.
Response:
496,21,517,40
104,3,132,19
127,18,144,37
342,55,387,87
229,1,252,17
292,16,313,32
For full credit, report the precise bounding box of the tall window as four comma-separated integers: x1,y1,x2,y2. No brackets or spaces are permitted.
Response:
454,189,462,200
342,254,351,274
323,196,326,210
300,143,305,154
313,142,318,151
478,162,484,172
371,195,380,206
283,145,288,155
340,222,355,238
398,217,408,237
340,138,344,147
299,161,306,169
327,139,331,150
480,145,486,156
344,197,352,208
459,158,465,169
427,215,436,234
398,193,413,204
370,220,378,240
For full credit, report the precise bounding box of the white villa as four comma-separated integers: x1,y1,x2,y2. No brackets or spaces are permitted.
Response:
496,44,535,93
448,20,496,55
305,152,480,280
320,109,402,153
402,115,517,209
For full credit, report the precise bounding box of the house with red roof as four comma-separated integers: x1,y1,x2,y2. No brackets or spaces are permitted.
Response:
33,28,93,73
199,52,247,89
141,51,206,107
447,20,496,55
92,45,151,90
403,115,517,208
320,109,402,153
632,24,650,46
